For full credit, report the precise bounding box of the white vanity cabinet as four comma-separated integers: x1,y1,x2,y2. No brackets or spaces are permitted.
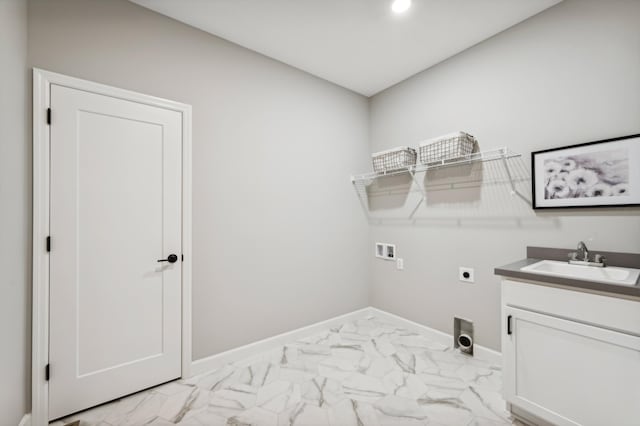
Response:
501,279,640,426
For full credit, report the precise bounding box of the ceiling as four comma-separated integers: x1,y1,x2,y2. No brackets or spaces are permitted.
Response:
130,0,561,96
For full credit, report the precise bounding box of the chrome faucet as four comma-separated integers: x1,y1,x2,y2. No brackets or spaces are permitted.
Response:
568,241,606,267
576,241,589,261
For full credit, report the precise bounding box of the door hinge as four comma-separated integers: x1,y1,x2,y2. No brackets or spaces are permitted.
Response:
45,364,50,381
507,315,513,335
181,254,184,262
47,108,51,125
46,236,51,252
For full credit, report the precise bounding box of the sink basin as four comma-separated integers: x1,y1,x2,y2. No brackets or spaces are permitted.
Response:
520,260,640,286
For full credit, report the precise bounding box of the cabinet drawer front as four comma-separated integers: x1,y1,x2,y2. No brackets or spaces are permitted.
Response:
502,279,640,336
504,307,640,426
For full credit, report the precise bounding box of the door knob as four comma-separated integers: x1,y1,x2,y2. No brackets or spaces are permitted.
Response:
157,254,178,263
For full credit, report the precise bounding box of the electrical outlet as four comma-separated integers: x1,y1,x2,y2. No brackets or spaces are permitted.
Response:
459,267,474,283
397,258,404,270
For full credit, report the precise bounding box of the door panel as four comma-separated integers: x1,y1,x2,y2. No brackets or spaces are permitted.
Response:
49,84,182,420
504,306,640,426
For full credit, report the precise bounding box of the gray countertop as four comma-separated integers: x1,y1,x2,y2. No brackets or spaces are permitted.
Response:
495,257,640,299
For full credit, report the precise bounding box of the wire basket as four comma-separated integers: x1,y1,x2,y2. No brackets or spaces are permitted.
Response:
371,147,417,172
419,132,477,164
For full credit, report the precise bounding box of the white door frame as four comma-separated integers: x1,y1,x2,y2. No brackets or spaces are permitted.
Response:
31,68,193,425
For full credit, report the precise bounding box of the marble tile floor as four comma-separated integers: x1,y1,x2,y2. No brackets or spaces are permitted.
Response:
52,316,519,426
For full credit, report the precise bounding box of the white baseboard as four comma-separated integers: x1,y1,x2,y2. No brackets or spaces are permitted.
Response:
18,413,31,426
510,403,554,426
369,307,502,365
190,306,501,377
190,308,372,376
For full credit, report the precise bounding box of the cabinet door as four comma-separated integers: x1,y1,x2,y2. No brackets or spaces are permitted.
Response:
503,306,640,426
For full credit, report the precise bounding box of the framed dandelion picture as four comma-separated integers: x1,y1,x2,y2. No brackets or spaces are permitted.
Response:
532,134,640,209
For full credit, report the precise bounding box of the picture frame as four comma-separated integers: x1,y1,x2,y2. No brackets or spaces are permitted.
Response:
531,134,640,209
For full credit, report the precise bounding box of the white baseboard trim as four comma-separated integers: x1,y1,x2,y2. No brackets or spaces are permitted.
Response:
369,307,502,365
190,307,372,376
190,306,502,377
18,413,31,426
510,403,554,426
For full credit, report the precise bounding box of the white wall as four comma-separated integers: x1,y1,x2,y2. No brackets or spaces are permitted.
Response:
368,0,640,351
0,0,30,423
27,0,371,360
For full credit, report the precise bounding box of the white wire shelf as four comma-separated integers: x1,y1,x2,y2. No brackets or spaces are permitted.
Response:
350,147,527,219
351,147,520,183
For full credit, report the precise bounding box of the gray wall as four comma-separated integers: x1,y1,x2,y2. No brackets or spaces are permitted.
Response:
27,0,371,361
369,0,640,351
0,0,30,423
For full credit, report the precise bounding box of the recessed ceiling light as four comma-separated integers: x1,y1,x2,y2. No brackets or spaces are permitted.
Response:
391,0,411,14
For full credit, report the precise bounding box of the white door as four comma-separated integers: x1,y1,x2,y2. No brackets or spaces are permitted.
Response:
503,306,640,426
48,84,183,420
